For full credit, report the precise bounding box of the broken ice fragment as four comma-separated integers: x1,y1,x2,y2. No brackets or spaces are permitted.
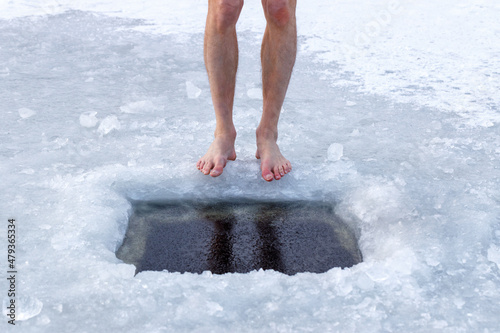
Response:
327,143,344,161
186,81,201,99
97,115,121,135
79,111,99,128
18,108,36,119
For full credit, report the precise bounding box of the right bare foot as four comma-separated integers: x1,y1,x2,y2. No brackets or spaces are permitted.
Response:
255,127,291,182
197,133,237,177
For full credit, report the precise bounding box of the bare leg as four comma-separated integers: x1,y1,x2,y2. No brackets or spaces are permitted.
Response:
257,0,296,181
197,0,243,177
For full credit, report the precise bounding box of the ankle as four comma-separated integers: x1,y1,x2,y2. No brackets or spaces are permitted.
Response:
214,126,237,139
256,126,278,142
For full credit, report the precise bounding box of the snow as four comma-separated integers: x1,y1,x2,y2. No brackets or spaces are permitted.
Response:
1,0,499,332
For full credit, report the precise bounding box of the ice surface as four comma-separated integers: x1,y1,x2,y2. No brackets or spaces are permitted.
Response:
247,87,263,100
0,1,499,332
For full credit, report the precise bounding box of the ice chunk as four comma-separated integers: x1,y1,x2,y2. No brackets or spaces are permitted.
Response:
487,244,500,269
327,143,344,161
206,301,224,316
247,87,263,99
98,115,121,135
0,67,9,77
79,111,99,128
18,107,36,119
336,280,353,296
356,273,375,290
345,183,403,225
350,129,360,136
120,100,157,114
2,296,43,321
366,265,390,282
346,101,357,106
185,81,201,99
17,296,44,321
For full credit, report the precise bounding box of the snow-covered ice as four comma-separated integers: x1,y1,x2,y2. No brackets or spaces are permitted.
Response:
1,0,499,332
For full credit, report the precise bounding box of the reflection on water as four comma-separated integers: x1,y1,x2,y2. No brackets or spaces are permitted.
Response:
116,200,362,275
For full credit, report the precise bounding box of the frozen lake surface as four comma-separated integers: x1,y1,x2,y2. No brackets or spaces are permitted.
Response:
1,1,499,332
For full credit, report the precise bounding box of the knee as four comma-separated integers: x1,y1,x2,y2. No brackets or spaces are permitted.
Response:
210,0,244,32
262,0,294,27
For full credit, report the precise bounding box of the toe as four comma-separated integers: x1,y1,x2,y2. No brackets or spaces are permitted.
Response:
262,171,274,181
210,157,225,177
261,162,274,182
278,165,285,176
202,161,214,175
274,167,281,180
210,167,223,177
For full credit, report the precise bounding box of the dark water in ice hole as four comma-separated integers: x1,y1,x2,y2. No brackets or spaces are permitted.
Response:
116,200,363,275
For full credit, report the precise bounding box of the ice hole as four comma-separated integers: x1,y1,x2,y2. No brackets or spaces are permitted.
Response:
116,200,363,275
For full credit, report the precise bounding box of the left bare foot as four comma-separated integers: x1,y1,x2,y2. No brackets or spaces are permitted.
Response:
197,131,237,177
256,128,292,182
